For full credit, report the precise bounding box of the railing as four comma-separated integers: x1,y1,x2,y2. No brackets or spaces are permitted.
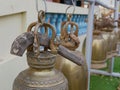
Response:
45,13,88,36
85,0,120,90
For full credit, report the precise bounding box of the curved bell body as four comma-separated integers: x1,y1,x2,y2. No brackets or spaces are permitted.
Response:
82,31,107,69
101,31,112,58
55,51,88,90
111,31,117,56
13,51,68,90
92,31,107,63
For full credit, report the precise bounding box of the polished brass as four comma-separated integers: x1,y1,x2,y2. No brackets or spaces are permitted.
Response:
55,14,88,90
94,15,115,30
82,30,108,68
92,31,107,63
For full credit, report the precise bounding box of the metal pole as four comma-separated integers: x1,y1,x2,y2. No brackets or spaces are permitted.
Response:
91,69,120,77
108,57,115,74
85,0,95,90
108,0,120,75
114,0,119,32
87,0,115,10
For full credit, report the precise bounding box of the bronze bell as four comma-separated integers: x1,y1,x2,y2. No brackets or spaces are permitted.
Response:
82,30,108,69
101,28,113,58
91,30,108,68
101,28,118,57
11,10,68,90
111,31,118,56
55,16,88,90
13,51,68,90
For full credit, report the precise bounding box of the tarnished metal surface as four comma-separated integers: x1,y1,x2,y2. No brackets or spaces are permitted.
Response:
94,15,116,30
12,10,68,90
59,14,80,51
11,10,87,90
58,45,84,66
13,52,68,90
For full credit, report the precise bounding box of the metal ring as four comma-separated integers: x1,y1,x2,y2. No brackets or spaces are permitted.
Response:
64,21,79,36
33,23,56,54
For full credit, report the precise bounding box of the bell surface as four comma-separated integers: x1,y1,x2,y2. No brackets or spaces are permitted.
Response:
13,51,68,90
55,51,88,90
92,33,107,63
111,32,117,55
82,31,108,69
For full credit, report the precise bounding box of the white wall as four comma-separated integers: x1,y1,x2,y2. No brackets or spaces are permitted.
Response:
0,0,88,90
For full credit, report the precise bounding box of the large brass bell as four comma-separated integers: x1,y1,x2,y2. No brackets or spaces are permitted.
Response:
91,30,108,68
11,11,68,90
82,29,108,69
55,14,88,90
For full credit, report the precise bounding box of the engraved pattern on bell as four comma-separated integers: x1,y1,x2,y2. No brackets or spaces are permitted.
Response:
13,52,68,90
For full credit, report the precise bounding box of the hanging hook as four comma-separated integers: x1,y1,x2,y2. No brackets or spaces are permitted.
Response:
38,10,45,24
36,0,47,13
65,5,75,15
65,5,75,21
65,0,75,14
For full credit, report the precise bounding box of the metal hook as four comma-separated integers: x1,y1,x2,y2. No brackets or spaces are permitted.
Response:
65,5,75,15
38,10,45,24
65,0,75,14
36,0,47,13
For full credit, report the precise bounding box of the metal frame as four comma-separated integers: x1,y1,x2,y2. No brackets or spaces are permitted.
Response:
85,0,120,90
